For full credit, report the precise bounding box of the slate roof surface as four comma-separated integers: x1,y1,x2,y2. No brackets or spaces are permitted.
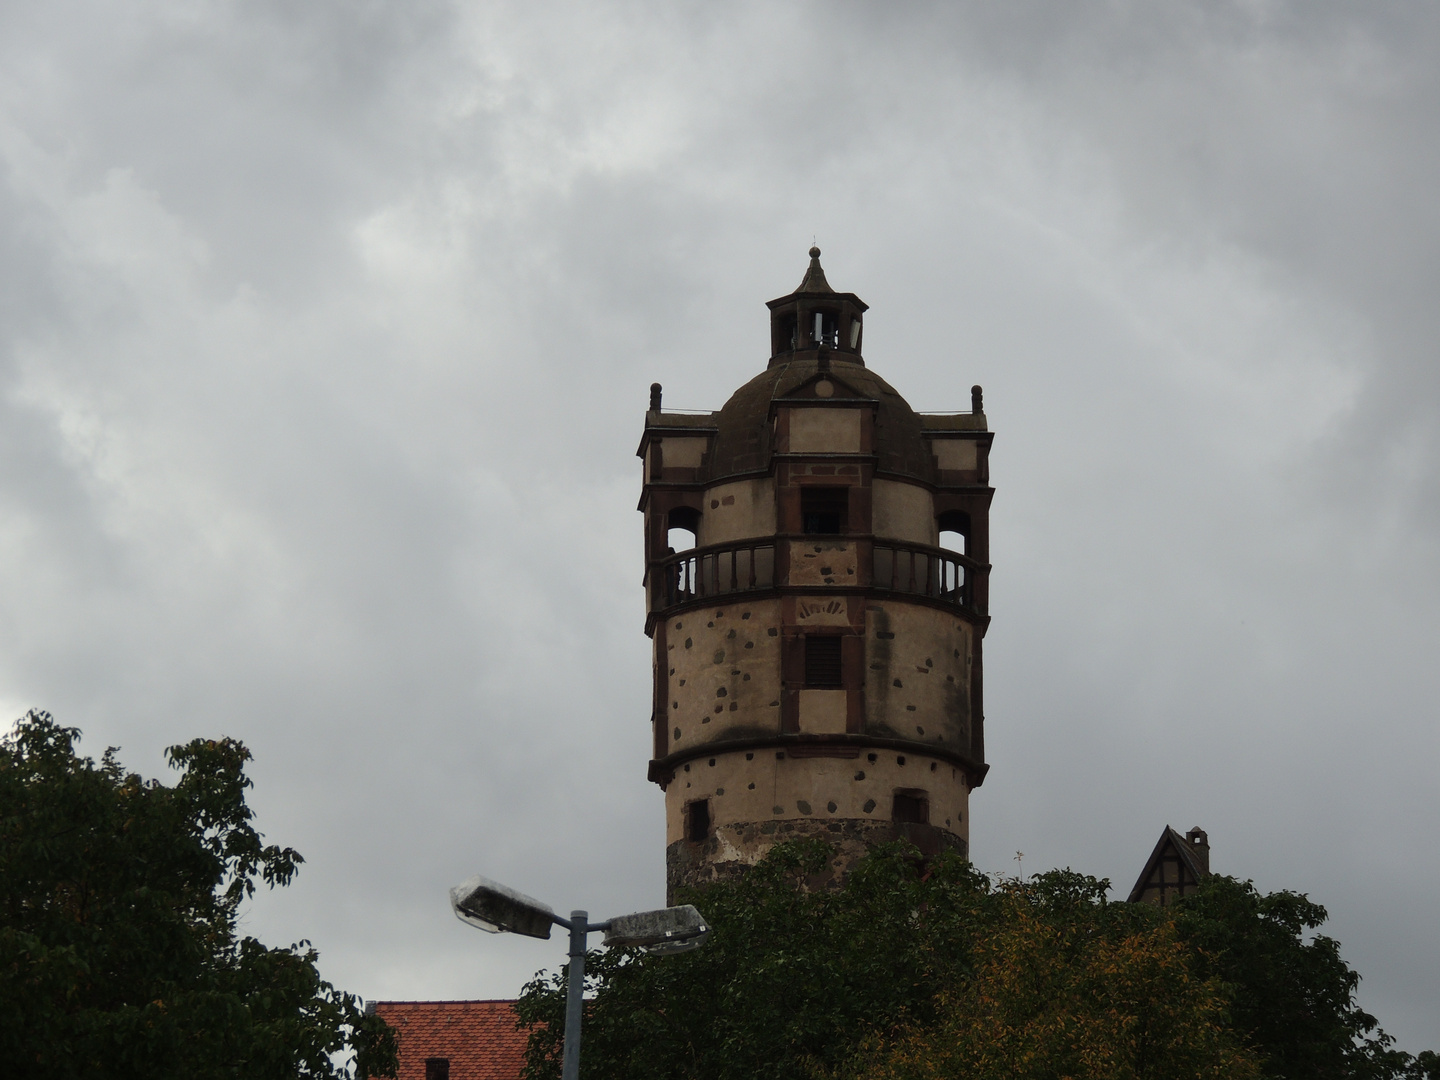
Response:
708,356,937,482
365,1000,528,1080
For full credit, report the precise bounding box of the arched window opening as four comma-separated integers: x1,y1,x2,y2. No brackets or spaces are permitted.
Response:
811,309,839,347
667,506,700,553
937,510,970,556
775,312,798,355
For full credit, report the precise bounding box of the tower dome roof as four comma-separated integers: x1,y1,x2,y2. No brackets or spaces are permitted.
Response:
707,355,936,482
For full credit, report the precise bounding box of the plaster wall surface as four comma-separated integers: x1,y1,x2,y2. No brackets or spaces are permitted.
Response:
787,408,863,454
665,749,971,847
665,600,783,753
932,439,978,471
788,540,858,586
864,604,973,748
663,437,709,468
798,689,848,734
697,478,775,546
871,479,937,545
645,435,710,483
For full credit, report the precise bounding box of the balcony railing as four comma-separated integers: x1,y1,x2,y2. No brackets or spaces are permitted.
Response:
657,541,776,609
871,541,976,608
651,538,979,613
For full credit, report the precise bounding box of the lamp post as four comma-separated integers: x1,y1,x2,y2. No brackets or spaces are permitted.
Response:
450,875,709,1080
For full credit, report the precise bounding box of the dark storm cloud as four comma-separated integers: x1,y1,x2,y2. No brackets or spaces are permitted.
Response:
1,0,1436,1054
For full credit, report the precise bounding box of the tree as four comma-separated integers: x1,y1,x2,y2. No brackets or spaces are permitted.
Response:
833,878,1261,1080
515,841,1258,1080
0,710,397,1080
1171,876,1440,1080
515,840,1436,1080
516,839,979,1080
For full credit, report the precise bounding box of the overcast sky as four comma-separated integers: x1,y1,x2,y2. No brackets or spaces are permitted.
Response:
2,0,1437,1054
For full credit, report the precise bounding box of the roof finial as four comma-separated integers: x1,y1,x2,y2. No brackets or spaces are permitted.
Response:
796,245,833,293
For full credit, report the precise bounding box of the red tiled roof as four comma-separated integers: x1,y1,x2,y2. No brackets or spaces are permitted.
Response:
366,1000,531,1080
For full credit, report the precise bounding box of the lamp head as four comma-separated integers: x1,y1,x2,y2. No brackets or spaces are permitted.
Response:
449,875,556,939
602,904,710,955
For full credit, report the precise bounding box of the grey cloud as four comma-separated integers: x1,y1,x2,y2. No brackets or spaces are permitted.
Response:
1,0,1436,1055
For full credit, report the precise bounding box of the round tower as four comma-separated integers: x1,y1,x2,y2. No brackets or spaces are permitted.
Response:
638,248,993,899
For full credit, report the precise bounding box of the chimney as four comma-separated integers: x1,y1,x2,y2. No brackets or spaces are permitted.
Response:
1184,826,1210,875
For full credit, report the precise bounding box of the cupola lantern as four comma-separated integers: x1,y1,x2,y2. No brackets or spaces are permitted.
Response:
767,246,868,363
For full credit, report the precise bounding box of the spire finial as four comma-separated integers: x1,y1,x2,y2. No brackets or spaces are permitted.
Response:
796,245,833,293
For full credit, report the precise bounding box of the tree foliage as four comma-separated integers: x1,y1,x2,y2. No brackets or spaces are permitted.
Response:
1170,876,1440,1080
0,710,398,1080
833,878,1259,1080
517,838,982,1080
514,839,1436,1080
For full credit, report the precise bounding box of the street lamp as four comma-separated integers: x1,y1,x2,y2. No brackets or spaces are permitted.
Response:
450,875,709,1080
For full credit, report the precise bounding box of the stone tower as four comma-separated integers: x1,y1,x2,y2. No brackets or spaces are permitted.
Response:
638,248,993,899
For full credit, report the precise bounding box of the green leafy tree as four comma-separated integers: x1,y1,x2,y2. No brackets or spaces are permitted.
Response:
0,710,398,1080
515,841,1246,1080
1171,876,1440,1080
515,840,1436,1080
517,839,983,1080
834,880,1261,1080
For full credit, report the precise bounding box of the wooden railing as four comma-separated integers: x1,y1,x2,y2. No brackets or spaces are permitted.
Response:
872,541,976,608
656,541,776,610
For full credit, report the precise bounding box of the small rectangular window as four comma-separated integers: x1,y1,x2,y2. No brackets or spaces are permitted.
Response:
804,636,844,688
686,799,711,842
801,487,847,535
425,1059,451,1080
892,792,929,824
